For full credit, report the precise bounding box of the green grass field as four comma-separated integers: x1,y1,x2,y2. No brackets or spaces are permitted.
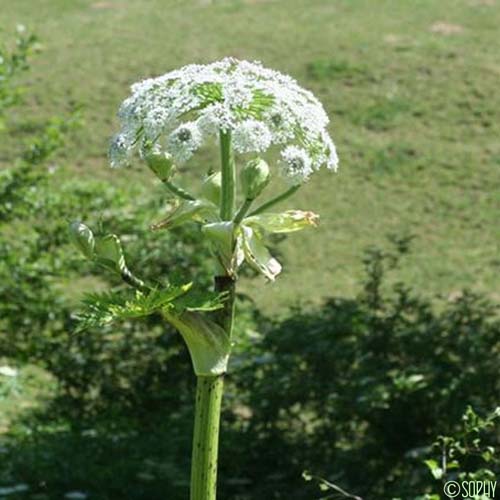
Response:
2,0,499,314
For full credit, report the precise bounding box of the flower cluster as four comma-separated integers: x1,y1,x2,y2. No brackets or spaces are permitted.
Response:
110,58,338,184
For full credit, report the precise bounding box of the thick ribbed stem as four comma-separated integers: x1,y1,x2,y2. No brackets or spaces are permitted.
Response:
190,375,224,500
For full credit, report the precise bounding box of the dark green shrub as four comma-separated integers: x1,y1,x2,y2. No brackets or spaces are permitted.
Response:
0,26,214,420
226,238,500,499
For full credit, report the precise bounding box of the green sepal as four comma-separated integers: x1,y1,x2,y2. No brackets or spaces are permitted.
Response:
151,199,218,231
240,225,281,281
244,210,319,234
201,171,222,206
201,221,236,274
163,310,231,376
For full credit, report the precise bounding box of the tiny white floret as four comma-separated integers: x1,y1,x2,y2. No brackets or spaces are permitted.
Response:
280,146,314,185
233,119,272,154
167,122,202,164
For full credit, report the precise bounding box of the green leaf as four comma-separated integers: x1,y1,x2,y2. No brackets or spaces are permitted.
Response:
173,289,227,312
75,284,192,331
95,234,125,273
302,471,313,482
75,284,228,376
424,459,444,480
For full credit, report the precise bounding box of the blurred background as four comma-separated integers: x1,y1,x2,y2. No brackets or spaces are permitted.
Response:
0,0,499,498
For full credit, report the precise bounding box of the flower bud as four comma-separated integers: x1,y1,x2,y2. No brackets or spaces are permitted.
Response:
201,172,222,206
69,221,95,260
145,150,174,181
241,158,270,200
95,234,125,273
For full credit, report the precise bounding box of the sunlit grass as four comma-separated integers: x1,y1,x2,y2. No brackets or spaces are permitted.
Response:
2,0,499,315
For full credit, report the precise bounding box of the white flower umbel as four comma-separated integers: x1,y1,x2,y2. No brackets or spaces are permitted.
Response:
111,58,338,183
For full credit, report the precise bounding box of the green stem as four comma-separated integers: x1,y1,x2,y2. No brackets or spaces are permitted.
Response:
97,261,149,293
233,198,253,225
190,375,224,500
248,185,300,216
214,275,236,340
163,179,196,201
189,131,237,500
120,266,149,293
219,131,236,220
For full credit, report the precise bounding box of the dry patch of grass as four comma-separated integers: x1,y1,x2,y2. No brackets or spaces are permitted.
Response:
91,2,123,8
430,21,464,35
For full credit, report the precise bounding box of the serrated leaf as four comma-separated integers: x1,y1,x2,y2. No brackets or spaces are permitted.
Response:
173,289,227,312
75,284,229,376
75,284,192,331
